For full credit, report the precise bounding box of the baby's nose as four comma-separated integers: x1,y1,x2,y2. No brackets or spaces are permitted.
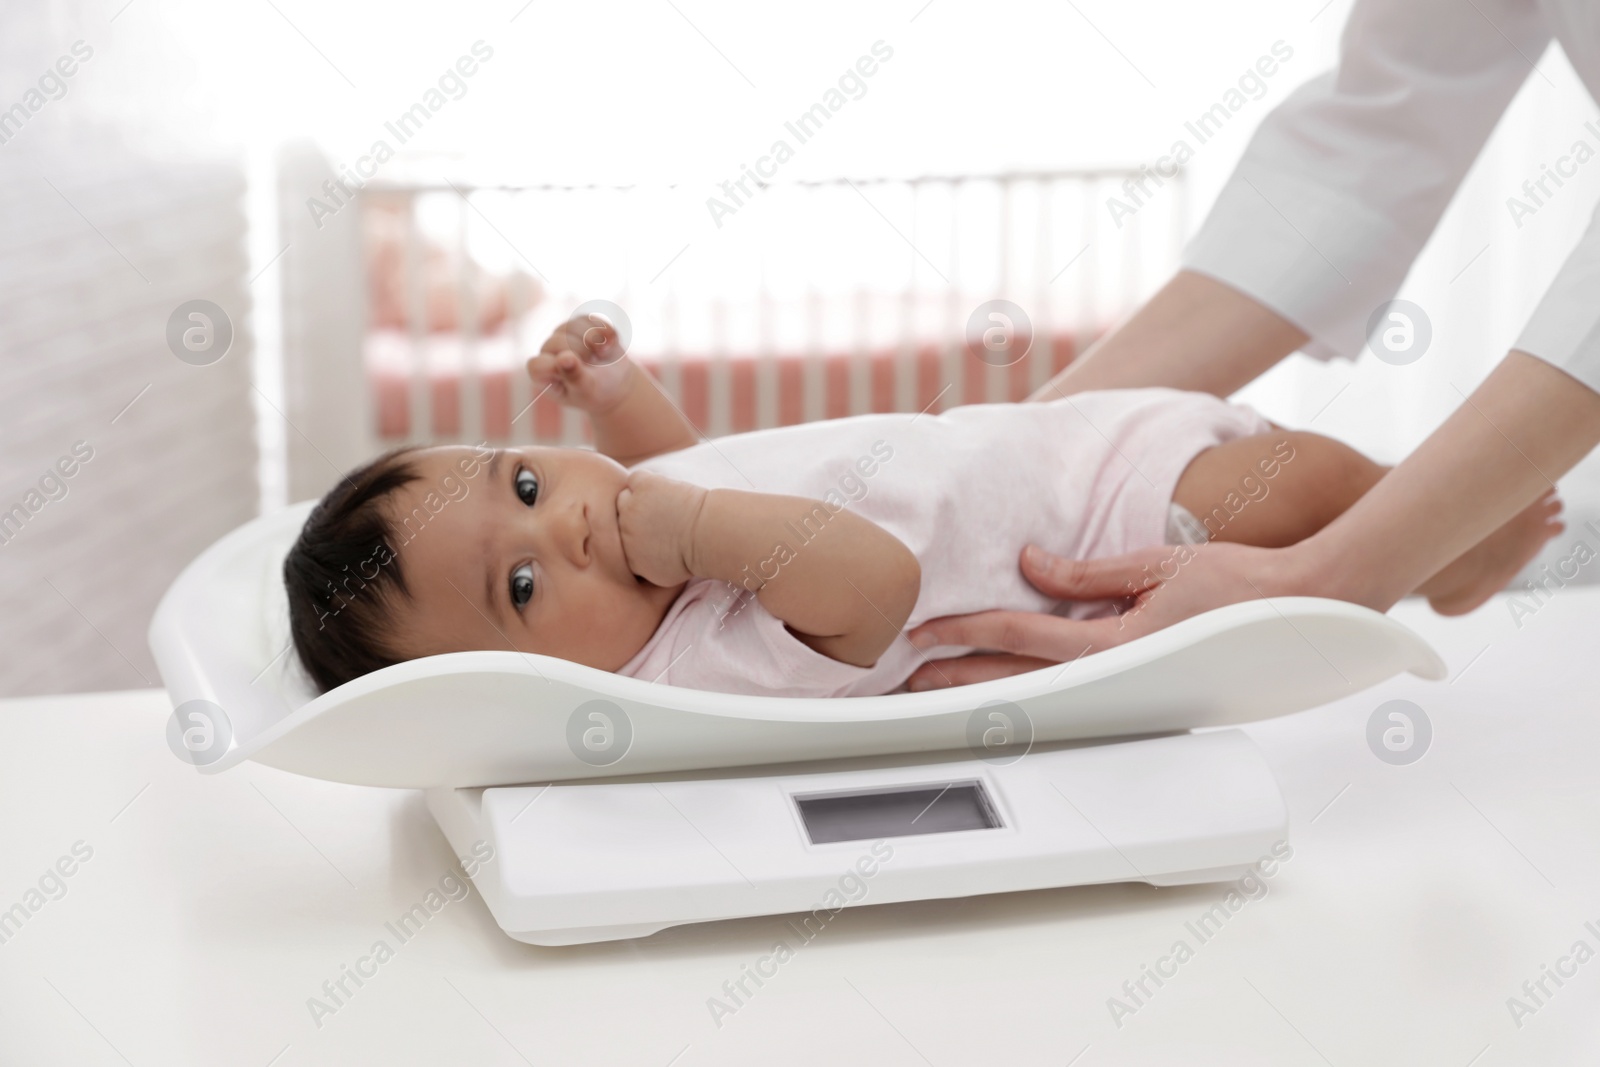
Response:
555,499,590,566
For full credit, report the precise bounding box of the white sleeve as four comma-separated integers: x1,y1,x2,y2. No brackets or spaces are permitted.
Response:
1513,201,1600,392
1183,0,1550,363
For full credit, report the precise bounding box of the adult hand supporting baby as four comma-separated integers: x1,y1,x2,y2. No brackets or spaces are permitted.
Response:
905,347,1600,691
904,0,1600,689
903,540,1294,690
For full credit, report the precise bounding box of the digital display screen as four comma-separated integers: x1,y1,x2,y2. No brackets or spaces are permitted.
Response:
795,780,1001,844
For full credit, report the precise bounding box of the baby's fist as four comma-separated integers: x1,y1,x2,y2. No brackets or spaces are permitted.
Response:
527,312,636,414
616,470,705,587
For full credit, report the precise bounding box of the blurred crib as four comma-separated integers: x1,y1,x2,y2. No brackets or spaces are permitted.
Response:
276,146,1185,497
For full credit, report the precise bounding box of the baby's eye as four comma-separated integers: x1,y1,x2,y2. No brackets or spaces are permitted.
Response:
515,468,539,506
510,564,534,609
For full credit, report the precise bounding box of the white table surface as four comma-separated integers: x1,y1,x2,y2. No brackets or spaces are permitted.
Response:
2,588,1597,1067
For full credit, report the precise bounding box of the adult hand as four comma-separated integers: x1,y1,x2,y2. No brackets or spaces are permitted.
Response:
903,540,1299,690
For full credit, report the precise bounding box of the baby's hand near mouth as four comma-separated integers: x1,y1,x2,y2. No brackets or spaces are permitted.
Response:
617,470,706,587
527,313,637,414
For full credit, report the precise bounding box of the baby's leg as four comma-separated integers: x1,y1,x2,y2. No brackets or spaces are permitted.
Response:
1173,431,1563,614
1172,430,1380,548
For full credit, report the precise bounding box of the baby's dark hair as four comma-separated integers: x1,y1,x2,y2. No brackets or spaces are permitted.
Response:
283,447,422,693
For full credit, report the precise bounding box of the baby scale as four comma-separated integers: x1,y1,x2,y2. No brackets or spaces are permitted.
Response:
148,502,1445,946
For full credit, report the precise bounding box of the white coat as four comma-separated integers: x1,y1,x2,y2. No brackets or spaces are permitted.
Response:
1184,0,1600,391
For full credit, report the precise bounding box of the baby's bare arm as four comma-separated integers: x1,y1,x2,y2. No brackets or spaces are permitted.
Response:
693,490,921,667
529,316,700,465
618,471,920,668
589,362,701,466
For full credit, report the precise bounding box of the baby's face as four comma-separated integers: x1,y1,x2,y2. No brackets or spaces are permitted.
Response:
384,446,680,671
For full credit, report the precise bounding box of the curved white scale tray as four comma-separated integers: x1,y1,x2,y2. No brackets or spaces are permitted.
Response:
148,502,1446,789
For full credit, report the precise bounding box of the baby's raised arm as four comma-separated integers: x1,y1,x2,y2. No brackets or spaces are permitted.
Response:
617,470,921,668
528,314,700,466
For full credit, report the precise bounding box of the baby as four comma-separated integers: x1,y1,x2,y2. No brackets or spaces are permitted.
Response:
284,314,1561,697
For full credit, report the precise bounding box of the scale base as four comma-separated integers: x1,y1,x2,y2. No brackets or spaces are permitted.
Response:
429,729,1289,947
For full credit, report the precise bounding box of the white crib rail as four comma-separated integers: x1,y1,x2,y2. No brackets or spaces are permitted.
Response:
279,152,1185,497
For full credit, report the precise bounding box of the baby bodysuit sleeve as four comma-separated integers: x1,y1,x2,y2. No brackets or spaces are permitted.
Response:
632,579,875,698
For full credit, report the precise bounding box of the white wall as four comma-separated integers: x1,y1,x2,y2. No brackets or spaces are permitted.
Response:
0,3,259,695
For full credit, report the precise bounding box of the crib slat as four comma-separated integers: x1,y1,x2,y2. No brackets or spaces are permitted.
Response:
850,288,869,416
356,167,1178,450
709,296,730,438
456,194,482,446
1077,181,1099,371
895,180,919,415
507,257,531,444
1031,176,1054,395
660,279,683,438
756,247,777,430
802,192,824,424
987,177,1012,404
942,179,963,410
405,194,430,442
